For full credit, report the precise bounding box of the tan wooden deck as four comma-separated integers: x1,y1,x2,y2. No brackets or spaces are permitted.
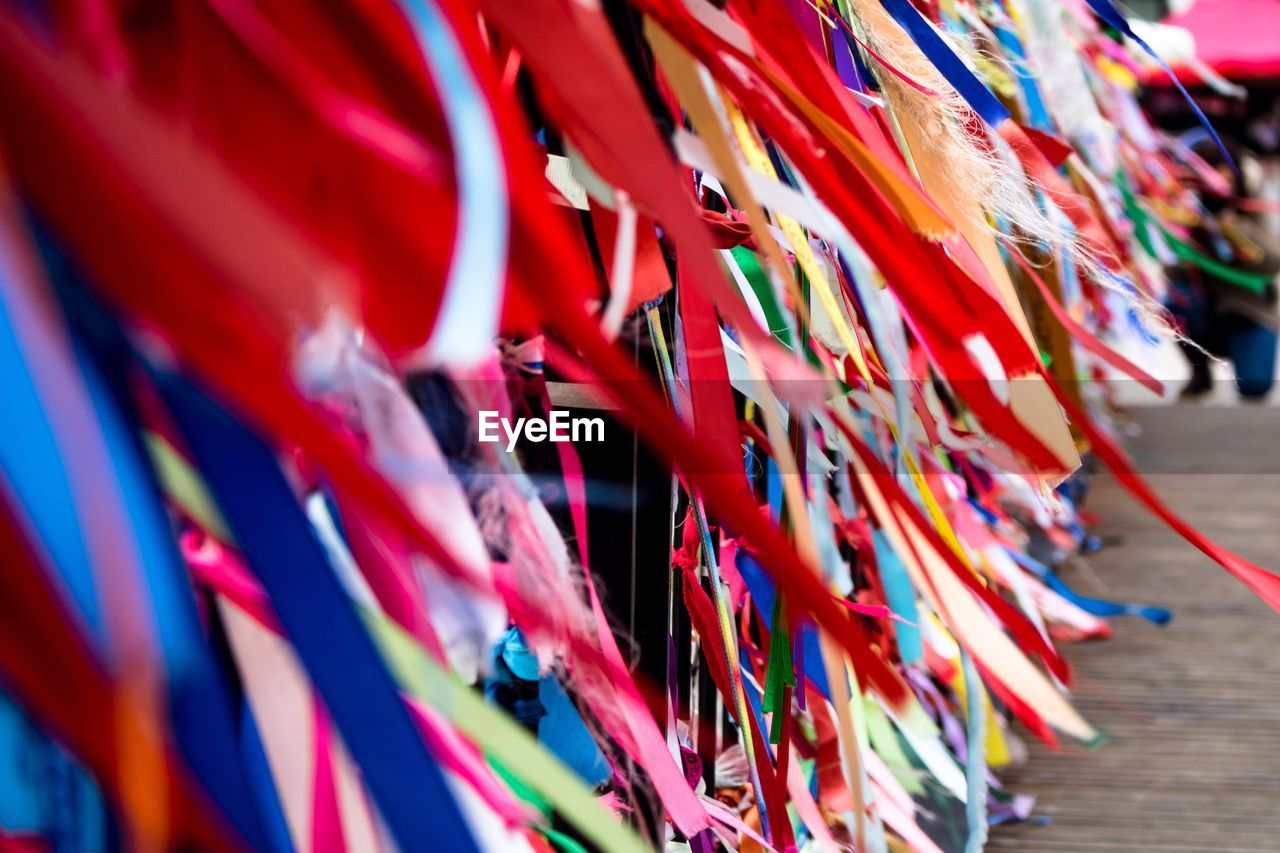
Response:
990,404,1280,852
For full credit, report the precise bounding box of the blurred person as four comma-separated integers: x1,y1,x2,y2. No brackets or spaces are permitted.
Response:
712,744,763,853
1167,139,1280,400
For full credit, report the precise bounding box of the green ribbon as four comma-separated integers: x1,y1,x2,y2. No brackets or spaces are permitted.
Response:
1159,229,1273,294
1120,177,1272,294
761,594,796,744
366,610,651,853
728,246,793,347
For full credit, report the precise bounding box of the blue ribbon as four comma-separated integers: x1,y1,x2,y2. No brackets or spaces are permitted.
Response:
0,266,104,646
28,224,288,849
154,371,479,853
960,650,988,853
992,24,1052,130
1082,0,1235,173
1005,547,1171,625
872,531,924,664
240,701,297,853
736,553,832,700
876,0,1010,127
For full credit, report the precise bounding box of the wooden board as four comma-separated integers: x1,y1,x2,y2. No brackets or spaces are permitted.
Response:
991,404,1280,852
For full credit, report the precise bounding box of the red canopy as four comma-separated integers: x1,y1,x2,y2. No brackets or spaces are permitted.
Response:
1163,0,1280,81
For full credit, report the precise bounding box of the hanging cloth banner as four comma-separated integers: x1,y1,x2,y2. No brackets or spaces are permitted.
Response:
736,553,834,701
884,0,1231,173
0,207,292,851
197,0,443,180
189,533,536,837
675,561,795,849
720,0,955,239
676,263,754,487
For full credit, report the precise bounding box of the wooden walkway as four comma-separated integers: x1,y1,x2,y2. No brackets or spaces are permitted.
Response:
990,405,1280,852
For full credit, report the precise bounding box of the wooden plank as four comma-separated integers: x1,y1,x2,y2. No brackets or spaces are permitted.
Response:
990,406,1280,850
